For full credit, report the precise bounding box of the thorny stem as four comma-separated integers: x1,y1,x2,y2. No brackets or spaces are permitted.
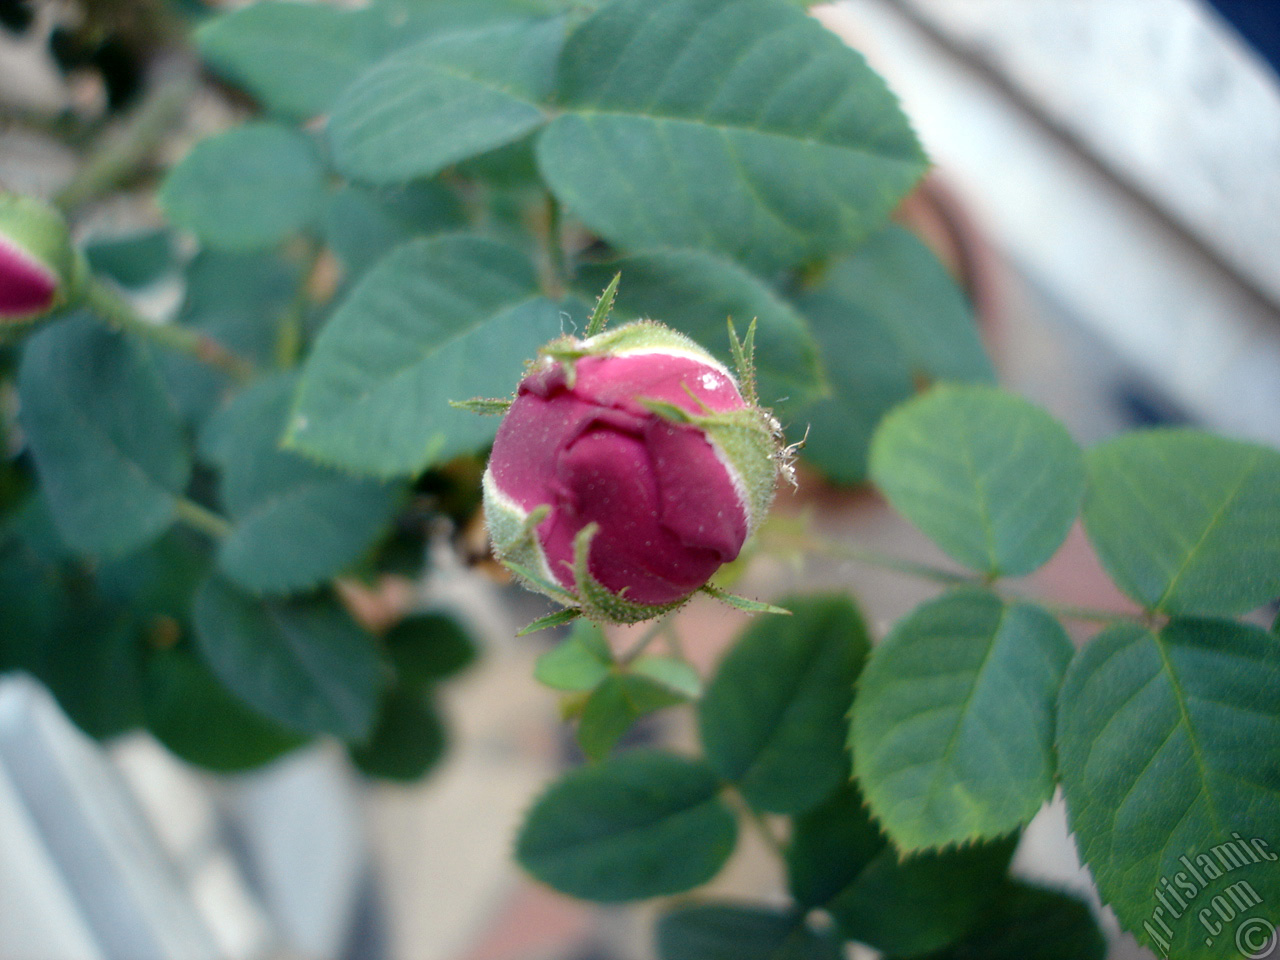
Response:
53,71,197,214
84,276,253,381
175,498,232,540
801,533,1142,624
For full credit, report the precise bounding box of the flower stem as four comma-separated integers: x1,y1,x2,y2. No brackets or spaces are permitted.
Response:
54,70,197,214
84,276,253,381
619,616,672,665
175,498,232,540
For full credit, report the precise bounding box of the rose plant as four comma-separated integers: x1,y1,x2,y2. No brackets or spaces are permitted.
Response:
0,0,1277,958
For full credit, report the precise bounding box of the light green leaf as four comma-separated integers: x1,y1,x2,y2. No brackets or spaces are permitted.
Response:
196,2,398,118
656,903,843,960
578,250,825,411
869,384,1084,577
386,613,477,687
19,317,191,558
887,881,1106,960
851,589,1073,851
516,750,737,901
792,226,993,483
201,373,402,594
329,19,564,183
1056,618,1280,960
193,576,384,740
144,648,307,772
288,235,563,476
160,123,325,251
1082,429,1280,616
577,673,684,761
535,620,612,691
630,655,701,699
350,688,447,782
828,837,1018,955
698,594,869,813
536,0,926,272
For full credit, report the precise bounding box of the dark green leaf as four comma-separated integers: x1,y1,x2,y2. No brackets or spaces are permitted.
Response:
1083,429,1280,615
516,750,737,901
792,226,993,483
851,590,1072,851
350,687,447,781
828,837,1018,955
786,783,886,909
537,0,926,272
577,673,683,761
196,2,399,118
657,903,842,960
869,384,1084,576
630,655,701,698
534,620,612,691
84,231,175,289
386,613,477,687
19,317,191,557
192,576,384,739
1056,618,1280,960
698,594,868,813
144,647,307,772
329,19,564,183
201,373,402,594
97,531,210,622
578,250,825,411
890,881,1106,960
289,236,563,476
160,123,326,251
325,183,467,282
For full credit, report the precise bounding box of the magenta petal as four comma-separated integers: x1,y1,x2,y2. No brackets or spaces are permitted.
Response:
645,419,747,561
0,238,57,317
573,353,746,418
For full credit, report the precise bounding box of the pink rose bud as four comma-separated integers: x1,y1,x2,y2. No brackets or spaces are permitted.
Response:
482,316,783,624
0,193,80,338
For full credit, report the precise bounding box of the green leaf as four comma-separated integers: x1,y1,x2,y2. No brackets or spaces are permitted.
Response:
786,783,887,909
698,594,869,813
18,317,191,558
869,384,1084,577
289,236,563,476
386,613,477,687
656,903,843,960
630,655,701,698
349,687,447,782
200,373,402,594
329,19,564,183
578,250,825,411
1082,429,1280,616
33,597,145,740
84,230,175,289
534,620,613,691
324,183,467,282
536,0,926,272
196,2,398,118
577,674,684,761
160,123,326,251
144,648,307,772
851,589,1073,851
1056,618,1280,960
516,750,737,901
828,837,1018,955
97,531,210,622
888,881,1106,960
192,576,384,740
792,226,994,483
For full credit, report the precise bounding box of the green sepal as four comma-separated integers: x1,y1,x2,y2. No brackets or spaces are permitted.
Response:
585,273,620,338
572,523,688,625
726,317,759,407
449,396,512,415
701,584,791,616
517,608,583,637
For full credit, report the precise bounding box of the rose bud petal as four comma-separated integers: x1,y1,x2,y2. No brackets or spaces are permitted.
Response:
0,193,81,340
482,318,783,624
